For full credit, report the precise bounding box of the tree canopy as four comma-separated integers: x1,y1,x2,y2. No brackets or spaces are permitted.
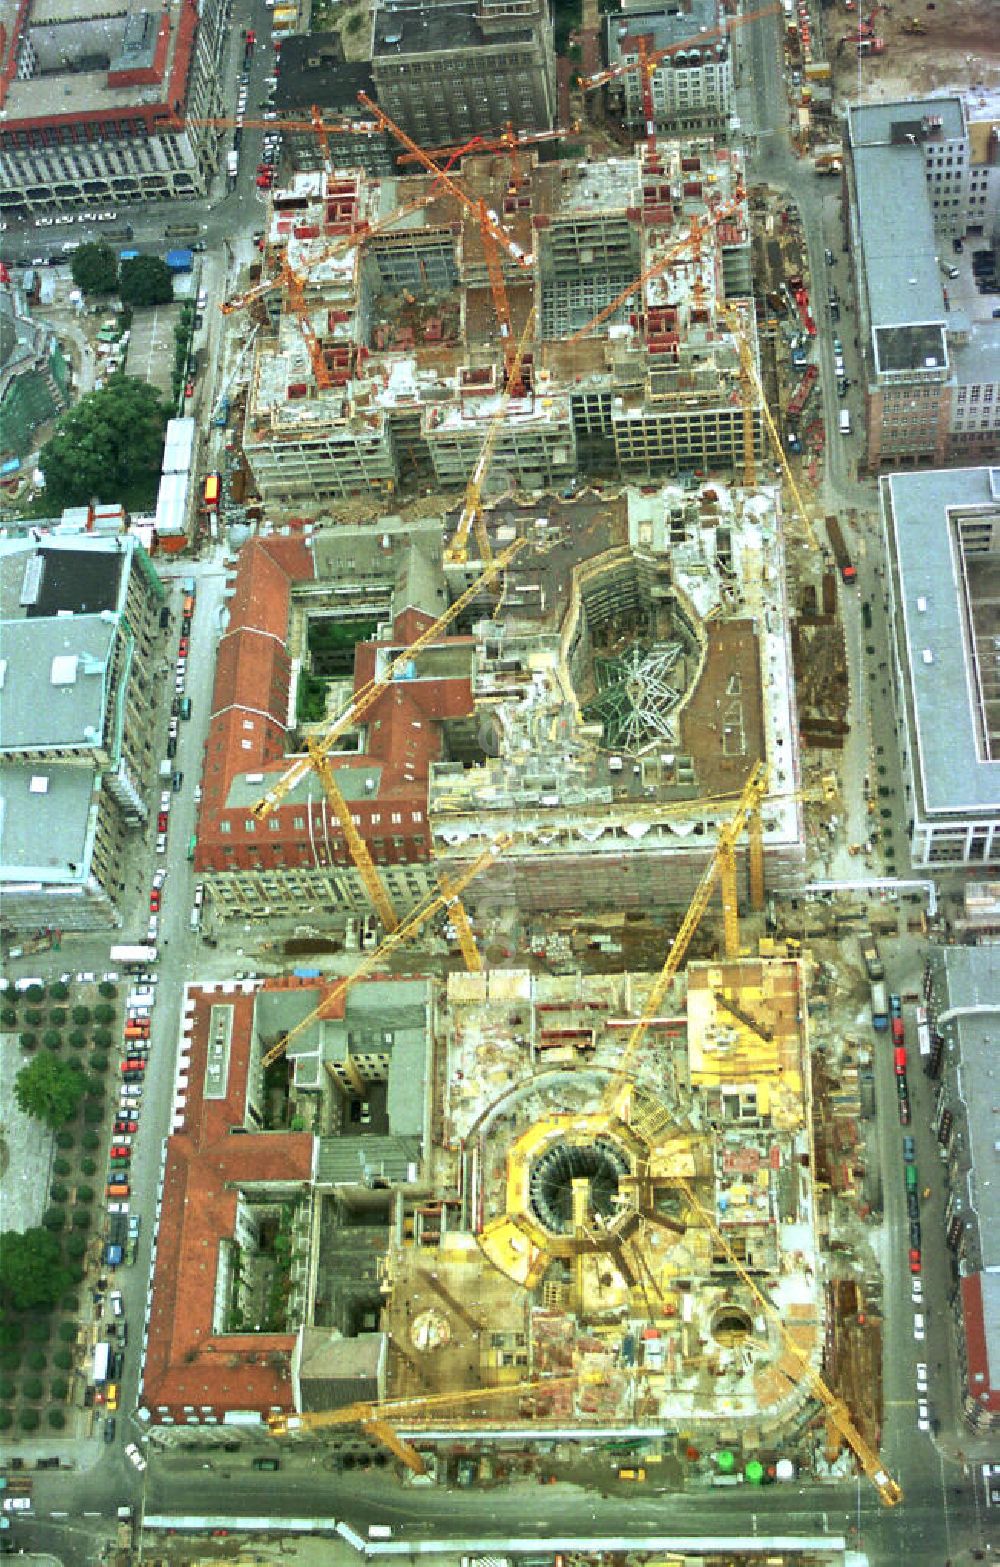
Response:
39,374,169,510
119,254,174,307
14,1054,86,1130
70,242,119,296
0,1229,72,1312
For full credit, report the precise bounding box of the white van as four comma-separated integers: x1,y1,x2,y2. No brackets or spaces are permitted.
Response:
838,408,851,436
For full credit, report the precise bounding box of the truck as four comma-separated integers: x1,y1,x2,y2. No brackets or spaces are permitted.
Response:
860,933,884,981
109,943,158,968
226,150,239,181
871,980,889,1031
826,515,857,583
165,248,194,274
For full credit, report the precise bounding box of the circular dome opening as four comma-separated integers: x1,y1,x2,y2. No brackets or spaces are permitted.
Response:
529,1138,630,1235
712,1305,753,1347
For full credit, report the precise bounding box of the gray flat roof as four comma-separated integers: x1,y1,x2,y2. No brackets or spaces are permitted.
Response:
606,0,724,65
942,948,1000,1269
855,144,946,339
372,0,533,57
0,761,97,882
0,614,116,751
848,95,965,148
883,466,1000,818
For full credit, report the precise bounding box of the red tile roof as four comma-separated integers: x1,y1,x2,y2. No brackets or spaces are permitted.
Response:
960,1273,999,1415
196,550,474,873
141,982,315,1423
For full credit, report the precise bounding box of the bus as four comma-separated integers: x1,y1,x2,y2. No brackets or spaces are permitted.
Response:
187,834,197,861
92,1341,110,1385
916,1005,932,1062
203,472,221,510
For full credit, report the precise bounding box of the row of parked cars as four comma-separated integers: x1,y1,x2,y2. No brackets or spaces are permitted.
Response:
95,968,157,1437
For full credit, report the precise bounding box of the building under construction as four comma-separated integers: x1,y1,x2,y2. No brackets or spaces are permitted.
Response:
236,140,757,505
141,955,827,1469
196,478,804,925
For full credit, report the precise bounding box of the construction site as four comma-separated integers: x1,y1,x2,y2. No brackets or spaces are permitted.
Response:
151,2,920,1521
228,133,758,506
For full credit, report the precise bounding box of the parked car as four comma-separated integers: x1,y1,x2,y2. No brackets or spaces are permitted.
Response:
103,1416,117,1444
913,1313,926,1343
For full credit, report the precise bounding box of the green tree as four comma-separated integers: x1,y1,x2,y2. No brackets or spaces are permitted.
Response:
98,981,117,999
38,375,169,511
0,1320,23,1347
0,1348,19,1372
24,984,45,1003
57,1323,78,1344
83,1103,103,1124
19,1407,39,1431
76,1185,94,1204
65,1233,87,1260
71,1210,90,1231
53,1349,73,1370
49,1008,67,1026
80,1157,97,1177
49,981,69,1001
71,1006,91,1027
1,1006,17,1027
24,1008,42,1026
53,1157,72,1177
26,1350,46,1371
43,1208,65,1232
47,1407,67,1429
55,1130,74,1150
0,1227,71,1311
70,241,118,295
50,1377,69,1400
0,1408,12,1430
68,1029,87,1051
94,1003,116,1024
49,1183,68,1205
119,254,174,307
27,1318,49,1343
0,1378,13,1399
14,1054,86,1129
43,1029,63,1052
18,1032,37,1052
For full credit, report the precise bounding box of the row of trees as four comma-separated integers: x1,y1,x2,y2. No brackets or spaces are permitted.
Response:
70,242,175,306
39,374,170,510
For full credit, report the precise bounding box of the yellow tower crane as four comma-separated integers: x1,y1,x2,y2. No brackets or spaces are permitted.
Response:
267,1373,578,1475
445,308,537,567
251,539,527,943
676,1174,902,1507
260,835,512,1070
602,761,769,1119
722,304,820,552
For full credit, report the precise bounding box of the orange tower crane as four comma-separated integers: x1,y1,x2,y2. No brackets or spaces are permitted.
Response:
580,3,782,144
564,186,745,345
357,91,535,389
